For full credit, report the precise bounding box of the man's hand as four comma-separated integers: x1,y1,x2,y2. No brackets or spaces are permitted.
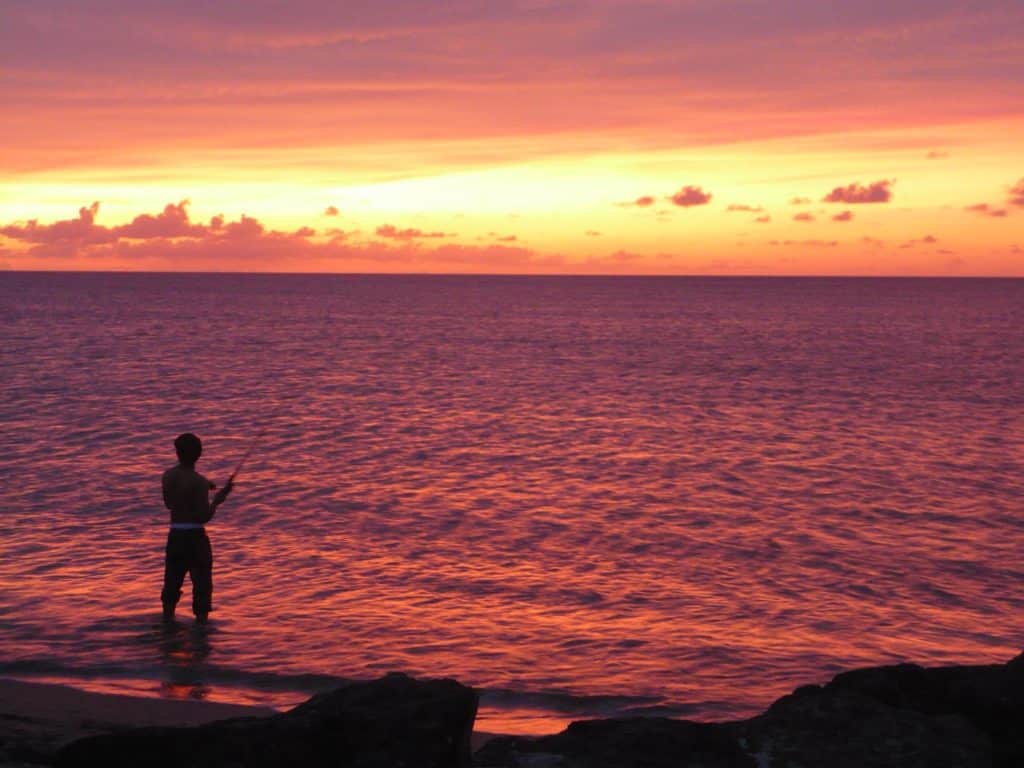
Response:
213,477,234,507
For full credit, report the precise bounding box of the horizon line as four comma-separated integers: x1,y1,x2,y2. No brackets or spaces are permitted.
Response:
3,269,1023,280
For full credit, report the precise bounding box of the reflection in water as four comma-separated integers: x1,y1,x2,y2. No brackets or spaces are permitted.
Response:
158,621,213,701
1,274,1023,731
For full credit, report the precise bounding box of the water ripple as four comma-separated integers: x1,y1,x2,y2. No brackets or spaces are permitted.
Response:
1,274,1022,733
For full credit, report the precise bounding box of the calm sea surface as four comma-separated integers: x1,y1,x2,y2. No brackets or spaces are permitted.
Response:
1,273,1022,733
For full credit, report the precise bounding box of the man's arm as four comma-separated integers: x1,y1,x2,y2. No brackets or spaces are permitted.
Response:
202,477,233,523
162,471,174,511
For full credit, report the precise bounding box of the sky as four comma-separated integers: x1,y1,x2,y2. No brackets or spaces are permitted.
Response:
2,0,1023,275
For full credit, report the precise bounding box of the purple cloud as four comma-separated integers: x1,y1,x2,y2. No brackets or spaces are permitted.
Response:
1,202,112,245
1009,178,1024,207
376,224,448,240
668,186,712,207
823,180,893,204
965,203,1008,218
0,200,569,272
113,201,207,239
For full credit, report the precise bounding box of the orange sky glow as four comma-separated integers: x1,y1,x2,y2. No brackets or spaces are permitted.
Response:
2,1,1022,275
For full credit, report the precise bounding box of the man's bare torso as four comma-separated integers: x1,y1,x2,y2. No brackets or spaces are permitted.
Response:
162,464,213,525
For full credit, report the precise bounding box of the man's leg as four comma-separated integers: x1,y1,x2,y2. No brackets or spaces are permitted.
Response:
190,532,214,622
161,532,188,622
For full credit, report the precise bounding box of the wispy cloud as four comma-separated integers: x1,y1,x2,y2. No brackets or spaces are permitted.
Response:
793,212,816,222
832,210,854,222
1009,178,1024,207
964,203,1008,218
769,239,839,247
617,195,657,208
375,224,449,240
726,204,763,213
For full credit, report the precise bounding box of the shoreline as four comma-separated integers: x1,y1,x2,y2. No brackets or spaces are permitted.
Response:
0,678,276,764
0,677,499,763
5,652,1024,766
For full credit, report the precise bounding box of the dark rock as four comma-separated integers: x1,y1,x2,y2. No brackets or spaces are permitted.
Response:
476,654,1024,767
820,659,1024,766
55,673,477,768
474,717,754,767
740,678,991,768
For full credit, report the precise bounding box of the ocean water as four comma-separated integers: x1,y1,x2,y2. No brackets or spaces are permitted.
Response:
1,273,1022,734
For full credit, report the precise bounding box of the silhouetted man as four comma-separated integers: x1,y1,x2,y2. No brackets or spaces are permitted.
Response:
161,433,232,624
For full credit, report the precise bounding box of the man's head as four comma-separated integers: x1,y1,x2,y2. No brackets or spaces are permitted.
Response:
174,433,202,465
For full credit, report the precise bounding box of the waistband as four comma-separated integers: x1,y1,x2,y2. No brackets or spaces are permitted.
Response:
169,523,206,531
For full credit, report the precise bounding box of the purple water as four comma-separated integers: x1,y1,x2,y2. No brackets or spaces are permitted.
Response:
1,273,1022,733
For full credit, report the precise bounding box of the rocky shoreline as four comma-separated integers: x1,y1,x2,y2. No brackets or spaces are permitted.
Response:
3,653,1021,767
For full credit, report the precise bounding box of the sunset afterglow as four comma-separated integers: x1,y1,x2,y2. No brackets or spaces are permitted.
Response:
2,2,1022,273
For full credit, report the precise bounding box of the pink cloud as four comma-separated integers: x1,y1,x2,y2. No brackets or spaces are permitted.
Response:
793,212,816,222
668,186,712,207
965,203,1008,218
618,195,656,208
768,239,839,247
113,200,206,239
5,2,1024,185
1009,178,1024,207
832,210,854,222
0,202,113,245
823,180,893,204
0,201,316,261
900,234,939,249
375,224,448,240
727,204,763,212
0,200,574,273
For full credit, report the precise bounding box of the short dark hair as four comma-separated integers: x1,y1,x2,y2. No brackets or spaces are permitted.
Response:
174,433,202,465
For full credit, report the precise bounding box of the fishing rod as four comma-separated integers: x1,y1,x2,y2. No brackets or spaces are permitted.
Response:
216,407,281,495
227,422,271,484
